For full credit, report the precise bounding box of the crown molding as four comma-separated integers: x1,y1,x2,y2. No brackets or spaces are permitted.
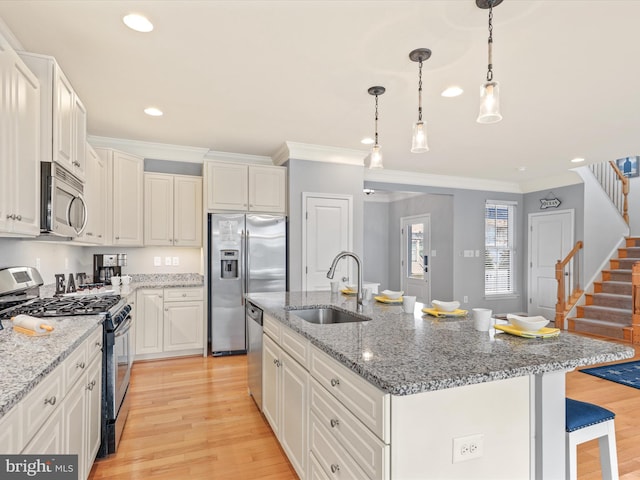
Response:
204,150,273,165
88,135,209,162
273,141,367,167
518,171,583,194
0,17,23,51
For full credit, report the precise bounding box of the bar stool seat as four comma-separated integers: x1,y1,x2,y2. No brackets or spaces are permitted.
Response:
566,397,619,480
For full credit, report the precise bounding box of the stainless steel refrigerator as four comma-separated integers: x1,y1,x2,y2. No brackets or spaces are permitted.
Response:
208,213,287,356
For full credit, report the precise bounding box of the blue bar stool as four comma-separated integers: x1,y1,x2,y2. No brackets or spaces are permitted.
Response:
566,398,619,480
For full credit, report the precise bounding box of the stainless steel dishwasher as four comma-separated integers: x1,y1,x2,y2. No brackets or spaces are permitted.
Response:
246,301,263,410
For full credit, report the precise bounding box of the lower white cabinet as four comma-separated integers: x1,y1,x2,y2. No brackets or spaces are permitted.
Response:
135,287,204,360
263,321,308,479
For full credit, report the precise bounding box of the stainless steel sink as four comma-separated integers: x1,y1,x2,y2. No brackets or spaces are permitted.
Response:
287,307,370,324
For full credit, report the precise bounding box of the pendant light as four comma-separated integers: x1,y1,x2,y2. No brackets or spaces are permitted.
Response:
476,0,503,124
368,86,386,169
409,48,431,153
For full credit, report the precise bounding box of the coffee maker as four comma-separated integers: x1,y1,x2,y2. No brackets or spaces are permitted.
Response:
93,254,127,285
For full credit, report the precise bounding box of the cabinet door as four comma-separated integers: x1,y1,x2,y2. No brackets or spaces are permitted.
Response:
0,40,11,233
73,95,87,180
22,406,64,454
112,151,144,246
63,374,87,477
9,54,40,235
248,165,286,213
53,68,74,168
81,144,105,244
0,404,23,454
135,289,164,355
280,349,308,478
262,334,281,436
86,355,102,473
163,300,204,351
144,173,174,246
173,175,202,246
207,162,248,211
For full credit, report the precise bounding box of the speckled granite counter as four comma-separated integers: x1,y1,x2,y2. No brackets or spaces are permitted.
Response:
0,315,104,418
247,291,635,396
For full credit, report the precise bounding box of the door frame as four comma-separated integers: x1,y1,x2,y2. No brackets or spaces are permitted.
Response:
400,213,431,303
301,192,353,291
527,208,575,318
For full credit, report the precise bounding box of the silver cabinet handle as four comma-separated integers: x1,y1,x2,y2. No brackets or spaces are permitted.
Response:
330,464,340,473
330,378,340,387
44,396,56,406
95,341,102,348
273,359,281,367
15,215,21,221
330,418,340,428
76,361,86,369
87,380,96,391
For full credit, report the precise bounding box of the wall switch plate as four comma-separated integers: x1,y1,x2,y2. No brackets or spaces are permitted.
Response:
172,256,179,266
64,257,69,270
464,250,474,258
153,256,161,266
35,258,41,270
463,296,469,303
165,256,172,266
452,434,484,463
475,250,480,257
431,250,437,257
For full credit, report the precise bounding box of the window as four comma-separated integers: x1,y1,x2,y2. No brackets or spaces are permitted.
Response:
484,201,515,296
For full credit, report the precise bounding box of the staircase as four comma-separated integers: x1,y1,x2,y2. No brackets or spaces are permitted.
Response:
568,237,640,341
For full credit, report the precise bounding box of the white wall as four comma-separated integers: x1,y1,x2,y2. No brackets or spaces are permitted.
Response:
90,246,203,276
363,201,390,288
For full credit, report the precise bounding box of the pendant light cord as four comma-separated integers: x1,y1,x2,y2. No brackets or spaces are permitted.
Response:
486,1,494,82
374,94,379,145
417,60,423,122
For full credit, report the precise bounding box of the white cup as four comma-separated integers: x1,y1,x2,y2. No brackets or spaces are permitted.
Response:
330,281,340,293
110,276,121,286
403,295,417,314
472,308,493,331
121,275,132,285
362,287,373,304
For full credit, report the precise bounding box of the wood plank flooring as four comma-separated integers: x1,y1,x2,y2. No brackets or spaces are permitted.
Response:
90,344,640,480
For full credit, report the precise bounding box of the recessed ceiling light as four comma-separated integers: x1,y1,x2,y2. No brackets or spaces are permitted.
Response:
361,137,374,145
123,14,153,33
571,157,585,163
517,166,527,172
144,107,163,117
441,86,464,97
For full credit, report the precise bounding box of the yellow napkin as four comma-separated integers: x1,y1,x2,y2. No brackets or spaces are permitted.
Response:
421,307,468,317
494,324,560,338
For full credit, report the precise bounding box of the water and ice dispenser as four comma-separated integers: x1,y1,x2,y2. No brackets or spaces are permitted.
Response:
220,250,239,279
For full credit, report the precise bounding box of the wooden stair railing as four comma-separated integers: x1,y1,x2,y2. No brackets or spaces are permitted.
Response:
556,240,584,328
633,262,640,344
609,160,630,225
589,161,629,225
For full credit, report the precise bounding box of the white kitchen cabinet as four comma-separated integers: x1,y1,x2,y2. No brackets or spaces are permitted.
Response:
135,287,204,360
0,36,41,236
206,161,286,213
77,143,106,244
262,321,308,479
18,52,86,180
22,405,64,455
144,173,202,247
0,402,23,454
95,147,144,246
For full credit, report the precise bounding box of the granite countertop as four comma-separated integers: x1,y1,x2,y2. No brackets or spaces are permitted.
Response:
247,291,635,396
0,314,104,418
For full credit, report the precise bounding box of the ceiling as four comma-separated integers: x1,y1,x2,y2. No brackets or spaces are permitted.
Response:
1,1,639,191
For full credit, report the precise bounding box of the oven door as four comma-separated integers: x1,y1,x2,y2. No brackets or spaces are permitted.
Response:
51,176,88,236
109,314,133,419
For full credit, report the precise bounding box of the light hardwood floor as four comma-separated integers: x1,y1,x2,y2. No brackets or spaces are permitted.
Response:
90,344,640,480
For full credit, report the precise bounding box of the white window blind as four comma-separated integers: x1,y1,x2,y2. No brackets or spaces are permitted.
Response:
485,201,515,295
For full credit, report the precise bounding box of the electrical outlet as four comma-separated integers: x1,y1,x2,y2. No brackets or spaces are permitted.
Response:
35,258,41,270
154,256,161,266
64,257,69,270
463,296,469,303
452,434,484,463
165,256,172,266
431,249,437,257
475,250,480,257
172,256,179,266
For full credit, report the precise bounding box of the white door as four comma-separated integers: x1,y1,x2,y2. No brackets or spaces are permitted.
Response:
401,215,431,303
528,210,574,320
303,193,352,291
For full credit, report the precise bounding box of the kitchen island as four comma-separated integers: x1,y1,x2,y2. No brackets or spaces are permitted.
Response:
247,291,634,479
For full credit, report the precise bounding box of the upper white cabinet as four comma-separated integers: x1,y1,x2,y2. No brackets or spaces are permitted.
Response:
0,36,41,236
206,161,286,213
76,143,105,244
94,148,144,246
18,52,86,180
144,173,202,247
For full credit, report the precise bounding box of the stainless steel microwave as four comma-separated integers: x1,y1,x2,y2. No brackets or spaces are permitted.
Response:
40,162,87,237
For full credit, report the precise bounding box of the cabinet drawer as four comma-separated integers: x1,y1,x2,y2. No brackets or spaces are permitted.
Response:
23,364,64,441
64,340,89,390
163,287,203,302
263,313,281,342
310,379,389,479
310,346,390,443
310,410,370,480
86,326,104,362
281,325,309,368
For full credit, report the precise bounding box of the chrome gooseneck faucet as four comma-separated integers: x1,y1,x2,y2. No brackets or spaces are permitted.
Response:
327,251,363,312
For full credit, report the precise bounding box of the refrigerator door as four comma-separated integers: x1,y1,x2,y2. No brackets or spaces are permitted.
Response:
209,213,247,355
246,214,287,294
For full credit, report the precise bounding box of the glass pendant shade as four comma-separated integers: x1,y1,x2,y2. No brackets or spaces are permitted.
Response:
369,144,383,169
411,121,429,153
477,81,502,124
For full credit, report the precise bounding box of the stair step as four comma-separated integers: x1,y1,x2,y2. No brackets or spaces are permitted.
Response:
619,246,640,259
611,258,640,270
602,269,632,282
586,292,632,309
569,318,627,340
598,281,632,295
626,237,640,248
576,305,631,324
